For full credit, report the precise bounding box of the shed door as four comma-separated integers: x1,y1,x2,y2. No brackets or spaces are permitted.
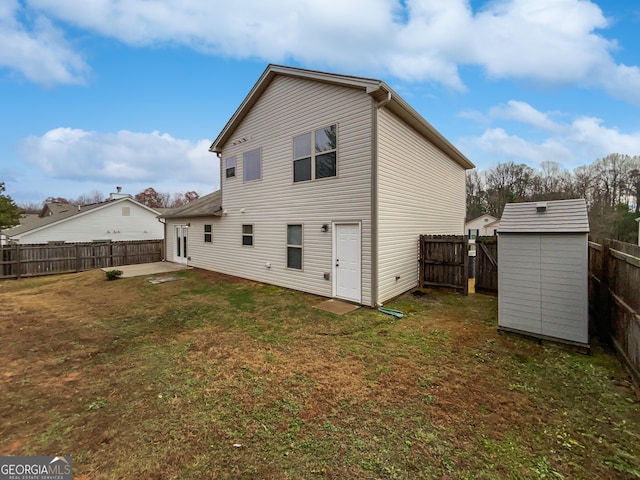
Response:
540,235,588,344
499,234,588,344
499,234,542,334
333,223,361,303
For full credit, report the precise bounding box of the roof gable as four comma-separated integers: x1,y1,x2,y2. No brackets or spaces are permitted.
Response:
4,197,160,238
210,64,474,170
499,199,589,234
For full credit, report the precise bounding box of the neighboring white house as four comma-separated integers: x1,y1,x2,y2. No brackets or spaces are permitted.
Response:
465,214,500,256
465,214,500,238
2,192,164,244
162,64,474,307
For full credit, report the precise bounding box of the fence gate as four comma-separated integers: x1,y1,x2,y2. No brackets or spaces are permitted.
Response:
419,235,468,295
475,236,498,294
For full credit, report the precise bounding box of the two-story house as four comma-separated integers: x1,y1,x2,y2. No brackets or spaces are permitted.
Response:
161,65,474,307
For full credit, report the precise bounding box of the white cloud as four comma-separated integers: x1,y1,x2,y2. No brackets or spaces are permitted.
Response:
19,128,218,187
0,0,88,85
474,127,574,164
464,101,640,167
489,100,560,132
8,0,639,102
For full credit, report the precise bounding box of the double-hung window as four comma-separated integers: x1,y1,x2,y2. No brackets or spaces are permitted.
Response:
225,157,236,178
293,125,336,182
243,148,261,181
204,224,212,243
242,224,253,246
468,229,479,240
287,224,303,270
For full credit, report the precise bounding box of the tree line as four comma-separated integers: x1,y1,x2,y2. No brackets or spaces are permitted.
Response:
17,187,200,213
467,153,640,243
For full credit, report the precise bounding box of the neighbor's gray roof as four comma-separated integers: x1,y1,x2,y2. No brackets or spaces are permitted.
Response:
159,191,222,219
3,198,160,237
499,199,589,234
4,202,105,236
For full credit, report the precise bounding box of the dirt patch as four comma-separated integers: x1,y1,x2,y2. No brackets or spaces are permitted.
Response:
0,269,638,479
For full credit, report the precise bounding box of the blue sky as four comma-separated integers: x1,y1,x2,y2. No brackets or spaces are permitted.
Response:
1,0,639,204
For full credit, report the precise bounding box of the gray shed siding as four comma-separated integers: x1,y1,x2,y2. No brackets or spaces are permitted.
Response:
498,199,589,345
197,75,375,305
377,108,466,304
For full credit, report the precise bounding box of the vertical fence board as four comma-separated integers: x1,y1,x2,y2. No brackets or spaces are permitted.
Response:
589,239,640,392
418,235,469,295
0,240,163,280
475,237,498,294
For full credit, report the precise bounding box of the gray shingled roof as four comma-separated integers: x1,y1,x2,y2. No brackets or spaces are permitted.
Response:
4,202,106,236
159,191,222,219
499,199,589,233
3,198,160,237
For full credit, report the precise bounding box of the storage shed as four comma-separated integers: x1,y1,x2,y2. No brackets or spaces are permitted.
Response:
498,199,590,348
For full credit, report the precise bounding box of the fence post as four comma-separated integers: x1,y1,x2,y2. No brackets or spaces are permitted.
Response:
75,244,81,272
15,244,21,279
462,236,469,296
598,239,612,343
418,235,424,288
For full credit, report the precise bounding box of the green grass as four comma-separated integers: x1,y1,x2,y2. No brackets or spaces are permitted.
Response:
0,269,639,479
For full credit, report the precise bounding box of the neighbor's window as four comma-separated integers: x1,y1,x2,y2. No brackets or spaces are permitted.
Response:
293,124,336,182
287,224,303,270
225,157,236,178
468,229,479,240
204,224,212,243
243,148,261,181
242,224,253,246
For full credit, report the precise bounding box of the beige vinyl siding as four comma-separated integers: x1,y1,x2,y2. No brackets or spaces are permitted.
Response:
376,108,466,304
201,76,374,305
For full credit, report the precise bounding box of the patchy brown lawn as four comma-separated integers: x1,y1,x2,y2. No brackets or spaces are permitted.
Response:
0,268,639,479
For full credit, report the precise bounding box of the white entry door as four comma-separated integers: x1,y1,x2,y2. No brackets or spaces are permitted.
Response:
175,225,188,264
333,223,361,303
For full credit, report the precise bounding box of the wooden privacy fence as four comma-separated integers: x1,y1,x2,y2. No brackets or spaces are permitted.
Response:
475,236,498,294
0,240,164,279
419,235,468,295
589,239,640,389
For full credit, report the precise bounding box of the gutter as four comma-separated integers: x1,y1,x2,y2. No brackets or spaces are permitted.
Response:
370,89,391,307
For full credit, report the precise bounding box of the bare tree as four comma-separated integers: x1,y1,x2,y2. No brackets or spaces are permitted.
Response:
74,190,105,205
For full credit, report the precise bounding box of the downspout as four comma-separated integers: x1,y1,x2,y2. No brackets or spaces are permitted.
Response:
371,90,392,307
157,216,167,261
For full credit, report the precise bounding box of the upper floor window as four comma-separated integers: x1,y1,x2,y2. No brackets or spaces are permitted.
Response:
243,148,261,182
225,157,236,178
293,125,337,183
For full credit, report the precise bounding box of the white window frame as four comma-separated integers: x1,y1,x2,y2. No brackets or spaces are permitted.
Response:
286,224,303,270
242,224,254,246
293,124,337,183
204,224,212,243
243,148,261,182
225,157,236,178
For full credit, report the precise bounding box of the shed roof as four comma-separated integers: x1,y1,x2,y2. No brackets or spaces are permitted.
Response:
210,64,474,170
499,199,589,234
159,191,222,219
